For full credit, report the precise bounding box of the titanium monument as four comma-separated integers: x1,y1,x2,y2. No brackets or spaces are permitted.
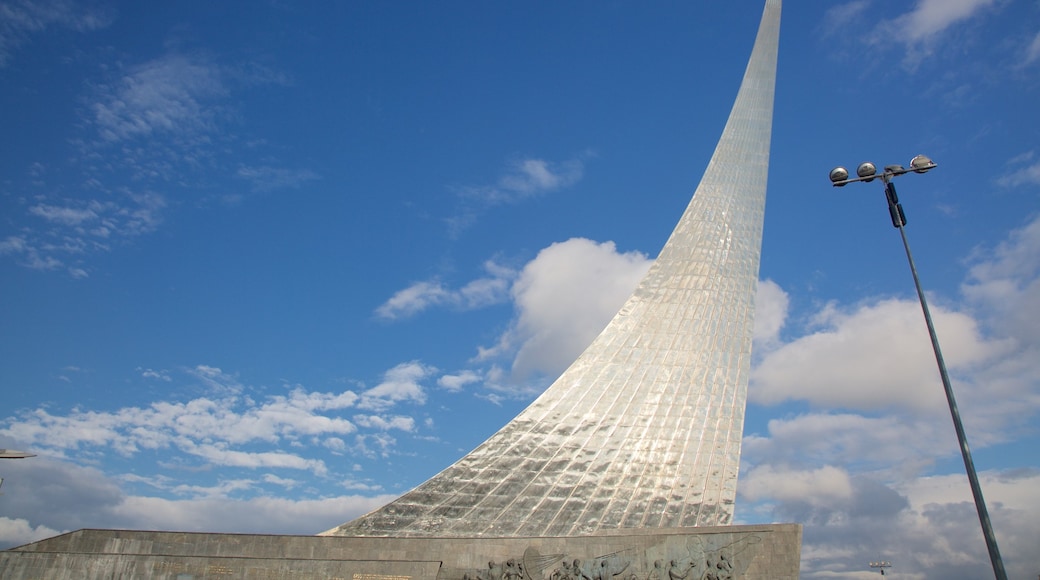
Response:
0,2,800,578
323,0,781,539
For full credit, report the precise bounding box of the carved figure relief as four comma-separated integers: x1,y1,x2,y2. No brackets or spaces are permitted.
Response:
462,535,759,580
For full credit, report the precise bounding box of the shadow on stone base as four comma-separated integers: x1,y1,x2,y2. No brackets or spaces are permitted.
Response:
0,524,800,580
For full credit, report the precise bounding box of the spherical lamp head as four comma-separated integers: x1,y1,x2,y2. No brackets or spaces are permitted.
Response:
857,162,877,178
910,154,935,174
829,166,849,186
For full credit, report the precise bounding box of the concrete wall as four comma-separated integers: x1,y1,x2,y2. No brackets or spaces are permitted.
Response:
0,524,799,580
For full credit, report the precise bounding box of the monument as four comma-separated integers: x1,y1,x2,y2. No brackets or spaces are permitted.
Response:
0,1,800,578
324,0,778,539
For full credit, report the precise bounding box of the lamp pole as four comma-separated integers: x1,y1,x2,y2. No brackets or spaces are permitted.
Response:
829,156,1007,580
869,561,892,576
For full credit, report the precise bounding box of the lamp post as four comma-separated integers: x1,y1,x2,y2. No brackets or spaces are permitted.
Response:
828,156,1007,580
869,561,892,576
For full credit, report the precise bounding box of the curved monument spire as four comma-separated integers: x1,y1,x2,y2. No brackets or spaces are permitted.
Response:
325,0,780,537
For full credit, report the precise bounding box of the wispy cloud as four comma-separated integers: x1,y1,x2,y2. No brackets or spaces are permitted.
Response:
447,154,589,236
819,1,869,38
459,157,585,203
3,50,315,275
4,188,167,277
879,0,999,45
236,165,320,193
1025,31,1040,66
872,0,1001,68
0,0,112,67
375,260,516,320
996,151,1040,187
90,54,228,142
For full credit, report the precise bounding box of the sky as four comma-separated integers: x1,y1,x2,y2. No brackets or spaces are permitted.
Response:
0,0,1038,578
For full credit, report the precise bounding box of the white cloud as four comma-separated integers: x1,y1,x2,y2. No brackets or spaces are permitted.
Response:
1025,31,1040,65
883,0,998,44
140,368,172,382
751,298,1009,411
179,442,328,475
376,260,515,320
481,237,651,385
996,151,1040,187
437,370,482,392
741,465,853,506
358,361,433,410
963,215,1040,341
352,415,416,432
742,215,1040,577
868,0,1000,69
752,279,789,349
462,157,585,204
743,412,956,477
0,370,392,473
0,517,64,548
376,281,453,319
446,154,589,236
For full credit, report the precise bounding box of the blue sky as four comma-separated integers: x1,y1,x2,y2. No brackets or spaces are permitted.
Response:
1,0,1038,578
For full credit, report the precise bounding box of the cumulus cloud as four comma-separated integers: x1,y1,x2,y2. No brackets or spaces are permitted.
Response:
752,279,789,349
741,465,853,506
742,215,1040,577
480,237,652,385
751,298,1010,411
0,517,64,549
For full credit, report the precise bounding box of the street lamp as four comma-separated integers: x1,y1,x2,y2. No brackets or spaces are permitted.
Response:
869,561,892,576
829,156,1007,580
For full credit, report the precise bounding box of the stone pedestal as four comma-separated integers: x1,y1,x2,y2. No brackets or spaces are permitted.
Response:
0,524,799,580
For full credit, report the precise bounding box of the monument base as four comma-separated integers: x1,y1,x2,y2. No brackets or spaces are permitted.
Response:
0,524,800,579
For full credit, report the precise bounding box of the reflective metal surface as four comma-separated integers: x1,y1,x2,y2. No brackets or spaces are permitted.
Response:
324,0,780,538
